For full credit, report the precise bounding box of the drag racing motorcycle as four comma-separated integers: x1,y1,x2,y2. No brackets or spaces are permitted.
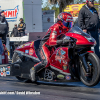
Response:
8,26,100,87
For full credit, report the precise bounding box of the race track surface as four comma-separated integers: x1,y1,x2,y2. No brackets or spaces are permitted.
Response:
0,61,100,100
0,76,100,100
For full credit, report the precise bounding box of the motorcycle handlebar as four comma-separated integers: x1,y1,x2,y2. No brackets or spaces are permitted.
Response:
63,39,76,47
63,39,75,43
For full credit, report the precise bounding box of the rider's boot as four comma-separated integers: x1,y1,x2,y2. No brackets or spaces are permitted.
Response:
30,62,44,82
30,67,36,82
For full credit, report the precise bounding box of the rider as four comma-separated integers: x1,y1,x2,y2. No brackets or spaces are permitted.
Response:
30,12,73,82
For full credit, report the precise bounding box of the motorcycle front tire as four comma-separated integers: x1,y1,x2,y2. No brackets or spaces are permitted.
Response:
80,53,100,87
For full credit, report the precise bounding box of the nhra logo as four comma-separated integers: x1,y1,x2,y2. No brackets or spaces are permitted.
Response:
4,5,19,21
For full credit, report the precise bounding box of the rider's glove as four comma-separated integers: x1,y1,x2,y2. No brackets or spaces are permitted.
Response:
63,39,71,44
56,39,70,45
56,40,63,45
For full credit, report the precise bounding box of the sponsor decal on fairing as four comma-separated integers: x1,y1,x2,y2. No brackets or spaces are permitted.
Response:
55,48,66,64
63,64,68,70
7,66,10,71
1,72,3,76
29,48,34,56
0,68,3,72
24,43,31,47
57,74,65,79
6,71,10,75
30,41,34,47
5,68,8,71
25,50,29,54
66,75,71,80
17,44,23,49
17,43,31,49
3,67,6,72
3,72,6,77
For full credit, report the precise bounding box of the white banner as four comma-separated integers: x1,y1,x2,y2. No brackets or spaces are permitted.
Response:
0,0,23,31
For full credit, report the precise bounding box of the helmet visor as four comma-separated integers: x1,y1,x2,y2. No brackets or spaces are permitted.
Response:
88,0,95,2
63,21,73,28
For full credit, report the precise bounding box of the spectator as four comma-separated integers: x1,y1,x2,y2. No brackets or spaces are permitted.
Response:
78,0,100,58
0,10,9,45
11,24,18,37
18,18,26,37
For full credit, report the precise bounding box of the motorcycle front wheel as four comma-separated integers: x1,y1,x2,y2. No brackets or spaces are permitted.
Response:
80,53,100,87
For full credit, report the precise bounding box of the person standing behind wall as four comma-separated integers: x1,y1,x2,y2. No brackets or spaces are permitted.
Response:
18,18,26,37
78,0,100,58
11,24,18,37
0,10,9,45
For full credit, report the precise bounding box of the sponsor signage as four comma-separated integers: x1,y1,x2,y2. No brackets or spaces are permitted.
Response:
6,71,10,75
29,48,34,56
1,72,3,76
1,68,3,72
66,75,71,80
25,50,29,54
3,72,6,77
57,74,64,79
4,6,19,21
64,3,99,17
0,0,23,31
63,64,67,70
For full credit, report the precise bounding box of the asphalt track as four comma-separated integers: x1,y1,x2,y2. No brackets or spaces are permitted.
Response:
0,75,100,100
0,62,100,100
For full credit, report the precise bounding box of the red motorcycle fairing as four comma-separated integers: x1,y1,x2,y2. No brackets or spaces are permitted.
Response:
66,32,95,46
50,47,71,75
67,26,96,47
87,51,94,53
15,41,39,60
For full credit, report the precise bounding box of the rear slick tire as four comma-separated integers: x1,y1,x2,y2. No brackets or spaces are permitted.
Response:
12,52,27,81
80,53,100,87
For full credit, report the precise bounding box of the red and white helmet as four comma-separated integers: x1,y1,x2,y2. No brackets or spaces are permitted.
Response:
86,0,95,3
57,12,73,29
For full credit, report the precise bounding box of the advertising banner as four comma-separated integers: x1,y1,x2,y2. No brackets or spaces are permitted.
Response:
0,0,23,31
64,3,99,17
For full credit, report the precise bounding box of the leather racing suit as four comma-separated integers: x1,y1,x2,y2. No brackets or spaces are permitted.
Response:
30,22,69,81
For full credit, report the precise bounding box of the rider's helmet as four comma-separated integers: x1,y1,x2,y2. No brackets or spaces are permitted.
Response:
86,0,94,3
57,12,73,29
